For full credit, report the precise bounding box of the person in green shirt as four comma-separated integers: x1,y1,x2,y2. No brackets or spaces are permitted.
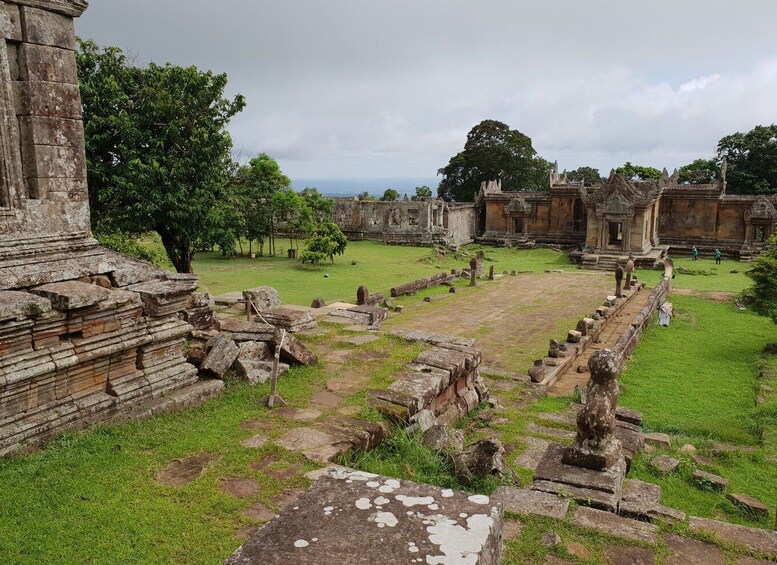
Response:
715,248,721,264
692,246,699,261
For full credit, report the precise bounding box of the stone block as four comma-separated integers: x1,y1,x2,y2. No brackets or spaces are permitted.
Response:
21,142,86,181
13,80,82,118
493,487,569,519
243,286,281,311
615,406,643,426
0,3,22,41
408,409,437,433
200,334,239,378
19,6,75,49
727,493,769,518
650,455,679,475
689,516,777,556
566,329,582,343
514,436,550,471
534,444,624,495
224,468,503,565
258,307,317,332
0,290,51,320
532,480,619,513
31,280,111,310
19,43,78,84
573,506,658,544
665,534,724,565
644,432,670,449
18,115,83,147
692,469,728,492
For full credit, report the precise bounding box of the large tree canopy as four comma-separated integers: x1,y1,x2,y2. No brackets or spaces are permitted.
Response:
678,159,720,185
717,124,777,194
77,39,246,273
566,166,603,185
615,162,662,181
437,120,552,202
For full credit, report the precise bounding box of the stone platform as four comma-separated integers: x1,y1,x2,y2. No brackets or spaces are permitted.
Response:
225,467,503,565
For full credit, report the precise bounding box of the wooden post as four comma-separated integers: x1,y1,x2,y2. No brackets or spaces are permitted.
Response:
262,330,287,408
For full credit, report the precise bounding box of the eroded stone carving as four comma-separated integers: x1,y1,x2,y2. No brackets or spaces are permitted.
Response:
563,349,623,471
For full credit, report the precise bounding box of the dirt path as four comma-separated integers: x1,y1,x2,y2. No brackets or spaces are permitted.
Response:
548,288,651,396
383,271,614,375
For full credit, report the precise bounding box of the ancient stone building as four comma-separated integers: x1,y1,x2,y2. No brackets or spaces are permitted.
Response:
475,166,777,267
0,0,221,456
332,197,476,247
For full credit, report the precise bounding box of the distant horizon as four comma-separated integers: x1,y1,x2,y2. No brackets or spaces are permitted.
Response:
291,177,440,197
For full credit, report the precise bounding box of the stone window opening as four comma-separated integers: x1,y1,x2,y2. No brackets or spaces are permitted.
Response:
513,218,524,234
753,224,766,243
0,34,23,210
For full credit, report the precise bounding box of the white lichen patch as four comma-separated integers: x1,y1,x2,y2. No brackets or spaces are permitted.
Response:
374,496,390,505
378,479,401,494
427,504,439,511
440,489,454,498
467,494,489,505
396,495,435,507
355,497,372,510
373,511,399,528
293,539,309,548
366,481,381,488
425,514,494,565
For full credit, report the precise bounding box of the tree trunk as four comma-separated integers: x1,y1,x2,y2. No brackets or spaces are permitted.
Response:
237,237,244,256
158,228,194,273
249,239,253,255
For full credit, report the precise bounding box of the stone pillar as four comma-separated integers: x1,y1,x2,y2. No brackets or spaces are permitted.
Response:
469,258,477,287
563,349,623,471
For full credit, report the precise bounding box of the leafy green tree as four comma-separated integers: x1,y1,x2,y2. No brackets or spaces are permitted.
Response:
357,191,377,201
380,188,400,201
616,162,662,181
437,119,552,202
717,124,777,194
94,231,169,268
299,221,348,266
566,166,603,185
77,39,246,272
747,234,777,323
411,186,433,200
233,153,291,256
677,159,720,184
300,187,333,222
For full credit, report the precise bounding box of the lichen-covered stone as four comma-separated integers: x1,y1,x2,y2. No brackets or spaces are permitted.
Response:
224,468,503,565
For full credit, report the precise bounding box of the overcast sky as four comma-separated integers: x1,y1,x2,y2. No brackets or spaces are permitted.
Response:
76,1,777,182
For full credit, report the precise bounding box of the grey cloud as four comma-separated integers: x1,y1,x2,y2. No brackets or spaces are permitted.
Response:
77,1,777,179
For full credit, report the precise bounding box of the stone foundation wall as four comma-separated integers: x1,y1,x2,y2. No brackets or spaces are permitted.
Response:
0,1,221,456
370,331,488,426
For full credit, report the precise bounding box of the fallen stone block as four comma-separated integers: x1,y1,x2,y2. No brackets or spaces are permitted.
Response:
692,469,729,492
567,329,582,343
650,455,679,475
31,280,111,310
422,425,464,452
689,516,777,556
257,307,317,332
727,493,769,518
242,286,281,311
200,334,239,378
224,468,503,565
644,432,671,449
532,479,619,513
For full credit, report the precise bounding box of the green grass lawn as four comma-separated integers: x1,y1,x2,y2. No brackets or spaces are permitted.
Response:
142,237,578,305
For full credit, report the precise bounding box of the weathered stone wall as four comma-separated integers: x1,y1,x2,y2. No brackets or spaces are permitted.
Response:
0,0,222,456
443,203,476,246
332,197,475,247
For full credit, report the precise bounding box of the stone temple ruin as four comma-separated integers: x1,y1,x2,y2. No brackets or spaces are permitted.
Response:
334,166,777,266
0,0,222,455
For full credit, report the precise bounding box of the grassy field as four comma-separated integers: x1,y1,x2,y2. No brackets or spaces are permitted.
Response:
142,238,577,304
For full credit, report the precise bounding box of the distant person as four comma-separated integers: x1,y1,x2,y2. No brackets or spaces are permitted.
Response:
692,246,699,261
715,249,721,265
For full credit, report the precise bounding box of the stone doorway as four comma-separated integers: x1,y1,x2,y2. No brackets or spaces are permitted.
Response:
514,218,524,235
608,222,623,248
477,202,486,236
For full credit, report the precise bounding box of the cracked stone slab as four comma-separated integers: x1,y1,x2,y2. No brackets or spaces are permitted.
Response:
224,467,503,565
573,506,658,545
